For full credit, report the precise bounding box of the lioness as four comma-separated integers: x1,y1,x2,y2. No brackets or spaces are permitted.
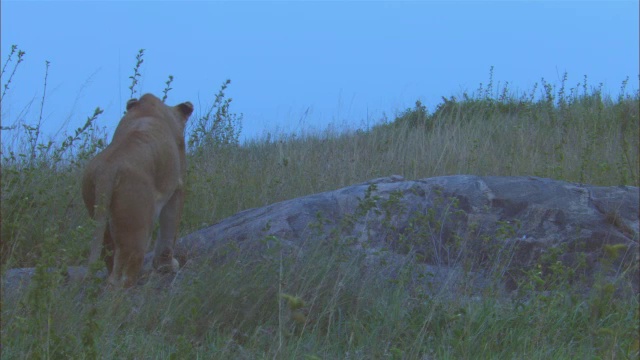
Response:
82,94,194,287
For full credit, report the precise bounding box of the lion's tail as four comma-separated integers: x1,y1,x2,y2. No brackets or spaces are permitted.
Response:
87,169,117,266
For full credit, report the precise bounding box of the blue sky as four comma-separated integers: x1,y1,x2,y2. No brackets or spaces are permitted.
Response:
1,1,638,144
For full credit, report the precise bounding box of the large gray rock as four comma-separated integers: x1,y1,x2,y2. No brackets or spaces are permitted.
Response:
174,175,638,291
4,175,638,297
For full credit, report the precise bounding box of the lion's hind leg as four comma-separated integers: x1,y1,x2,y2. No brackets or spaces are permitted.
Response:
153,189,182,273
108,230,147,288
108,196,153,287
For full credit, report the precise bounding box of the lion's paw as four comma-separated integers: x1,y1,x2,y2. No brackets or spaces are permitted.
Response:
154,257,180,274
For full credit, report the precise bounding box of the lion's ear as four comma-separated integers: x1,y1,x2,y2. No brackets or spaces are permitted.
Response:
126,98,139,111
176,102,194,121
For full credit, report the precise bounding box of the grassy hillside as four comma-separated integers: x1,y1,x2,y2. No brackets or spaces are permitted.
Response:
1,48,638,358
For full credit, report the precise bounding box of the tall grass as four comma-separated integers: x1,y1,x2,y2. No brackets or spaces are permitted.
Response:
183,69,638,233
1,48,638,358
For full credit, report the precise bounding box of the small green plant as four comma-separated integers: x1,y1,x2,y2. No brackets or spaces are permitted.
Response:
0,44,25,105
128,48,145,99
394,100,429,129
161,75,174,103
188,79,243,152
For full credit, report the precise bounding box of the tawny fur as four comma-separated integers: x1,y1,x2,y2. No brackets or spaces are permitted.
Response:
82,94,193,287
